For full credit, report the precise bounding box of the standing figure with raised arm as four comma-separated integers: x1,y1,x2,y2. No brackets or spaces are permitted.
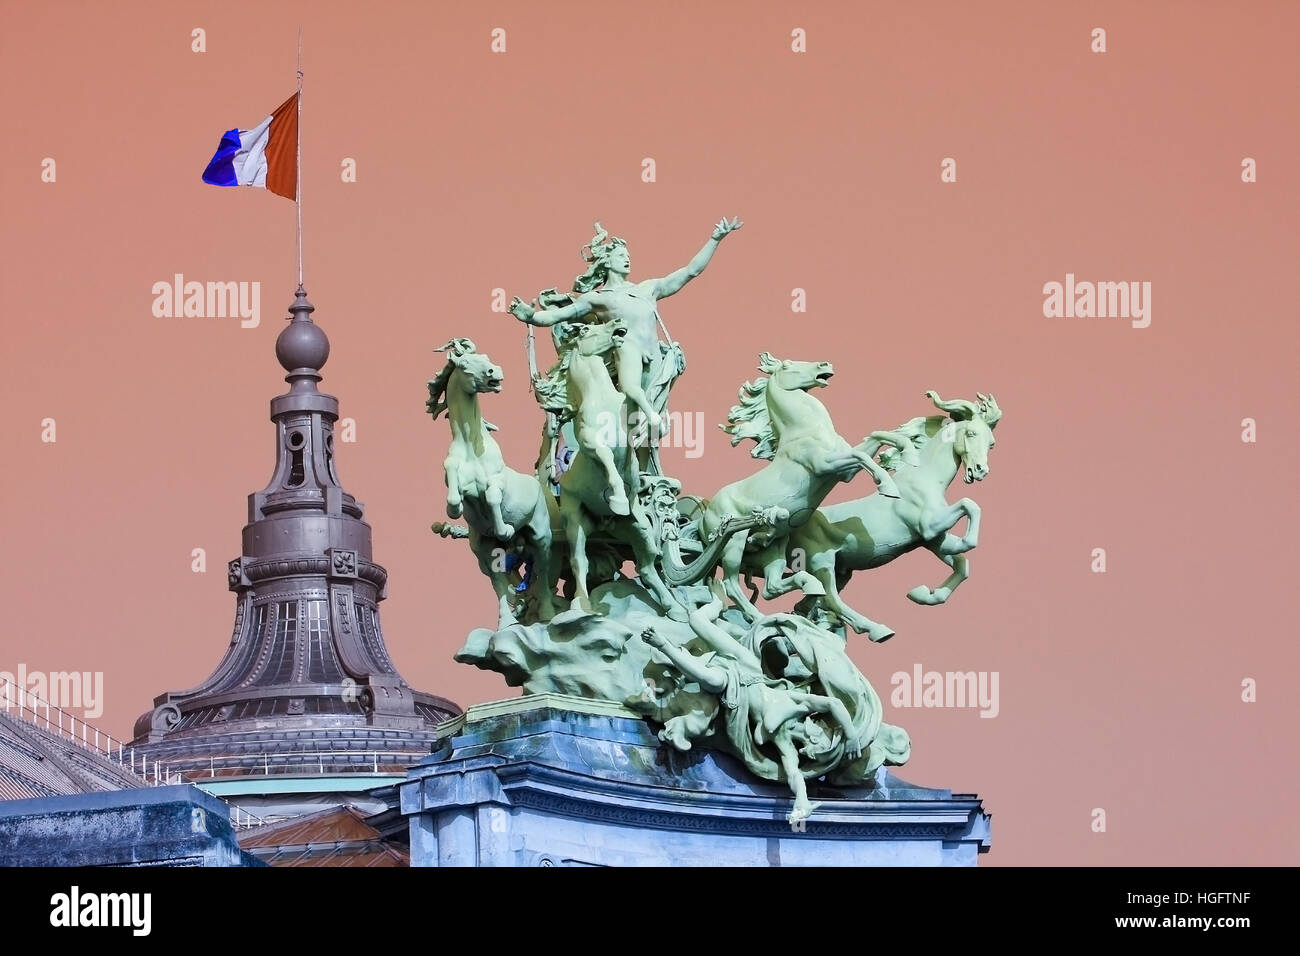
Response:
510,218,742,475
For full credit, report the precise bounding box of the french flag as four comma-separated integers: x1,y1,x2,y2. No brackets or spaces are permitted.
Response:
202,93,298,199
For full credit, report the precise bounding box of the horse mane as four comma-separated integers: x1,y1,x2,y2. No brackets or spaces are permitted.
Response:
876,415,947,471
530,326,581,420
425,337,477,421
531,354,574,420
533,320,625,421
425,356,457,421
721,377,778,460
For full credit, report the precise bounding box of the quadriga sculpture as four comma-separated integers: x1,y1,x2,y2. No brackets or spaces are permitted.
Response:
427,218,1003,823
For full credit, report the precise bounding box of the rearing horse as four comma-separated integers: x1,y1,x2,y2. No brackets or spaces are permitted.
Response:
786,391,1002,641
426,338,557,621
533,321,638,516
702,352,916,620
541,323,682,617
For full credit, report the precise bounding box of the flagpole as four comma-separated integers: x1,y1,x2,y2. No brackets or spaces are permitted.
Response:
296,27,304,288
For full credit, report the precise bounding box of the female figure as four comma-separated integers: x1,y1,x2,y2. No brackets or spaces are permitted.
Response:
510,218,742,474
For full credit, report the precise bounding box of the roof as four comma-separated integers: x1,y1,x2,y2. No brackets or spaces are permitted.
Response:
0,711,144,801
237,803,408,867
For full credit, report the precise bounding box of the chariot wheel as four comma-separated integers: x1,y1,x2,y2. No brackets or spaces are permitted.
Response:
675,494,708,524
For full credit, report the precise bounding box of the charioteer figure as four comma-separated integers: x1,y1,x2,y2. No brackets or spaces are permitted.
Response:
509,217,742,475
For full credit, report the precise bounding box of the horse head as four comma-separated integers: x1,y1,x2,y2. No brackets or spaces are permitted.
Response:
427,339,504,420
572,320,627,358
723,353,836,459
927,390,1001,482
759,351,834,392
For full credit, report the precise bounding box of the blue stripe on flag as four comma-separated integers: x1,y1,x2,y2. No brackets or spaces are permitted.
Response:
202,128,242,187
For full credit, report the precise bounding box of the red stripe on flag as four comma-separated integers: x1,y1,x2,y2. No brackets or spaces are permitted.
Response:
266,93,298,200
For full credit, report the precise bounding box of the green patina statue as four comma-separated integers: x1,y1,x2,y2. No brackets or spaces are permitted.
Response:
426,218,1002,822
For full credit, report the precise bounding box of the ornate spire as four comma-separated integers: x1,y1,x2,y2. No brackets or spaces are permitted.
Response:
252,285,357,522
130,287,459,774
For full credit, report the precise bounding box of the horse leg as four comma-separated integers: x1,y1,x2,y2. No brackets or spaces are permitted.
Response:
825,449,900,499
627,527,688,622
758,543,826,601
578,425,630,515
469,532,515,623
484,475,514,539
920,498,981,554
525,499,557,620
907,540,970,605
444,457,464,517
564,507,594,613
868,434,920,463
947,498,981,551
807,553,894,642
719,532,762,622
858,456,900,499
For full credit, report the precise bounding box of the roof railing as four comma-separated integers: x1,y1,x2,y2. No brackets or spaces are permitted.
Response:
0,677,153,783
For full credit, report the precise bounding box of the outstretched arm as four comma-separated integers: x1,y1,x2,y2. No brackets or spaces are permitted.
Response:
641,628,729,695
686,582,758,663
652,217,743,299
509,295,595,327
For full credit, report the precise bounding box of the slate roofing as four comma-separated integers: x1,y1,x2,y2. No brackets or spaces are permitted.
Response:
0,710,145,801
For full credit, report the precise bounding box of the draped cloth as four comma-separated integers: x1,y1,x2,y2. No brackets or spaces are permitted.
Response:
639,335,686,476
741,616,892,782
713,654,785,783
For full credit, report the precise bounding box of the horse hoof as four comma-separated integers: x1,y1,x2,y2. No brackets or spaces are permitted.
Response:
906,586,933,604
867,625,896,643
608,494,630,516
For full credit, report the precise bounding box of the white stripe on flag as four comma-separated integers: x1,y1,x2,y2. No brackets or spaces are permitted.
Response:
231,114,273,187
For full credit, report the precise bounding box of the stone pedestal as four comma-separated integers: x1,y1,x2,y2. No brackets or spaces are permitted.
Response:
0,785,260,867
400,695,991,867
